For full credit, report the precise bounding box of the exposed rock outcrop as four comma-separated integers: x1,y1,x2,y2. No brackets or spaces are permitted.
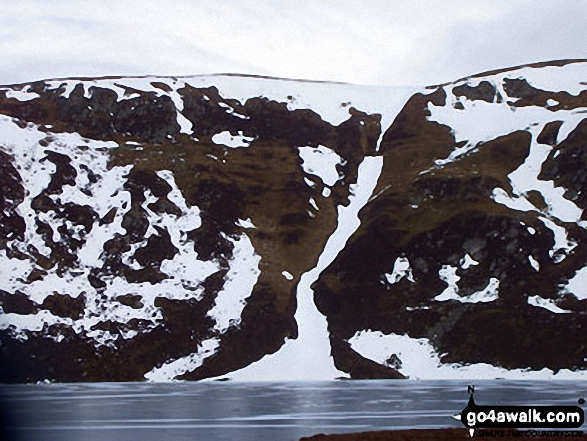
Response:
1,61,587,382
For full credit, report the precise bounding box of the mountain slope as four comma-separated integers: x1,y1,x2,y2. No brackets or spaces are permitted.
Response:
0,74,413,381
313,60,587,378
1,61,587,382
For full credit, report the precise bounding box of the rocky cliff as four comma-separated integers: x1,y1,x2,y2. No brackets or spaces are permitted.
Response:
314,60,587,378
0,61,586,382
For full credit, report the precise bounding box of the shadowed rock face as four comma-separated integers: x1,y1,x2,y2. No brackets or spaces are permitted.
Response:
0,77,382,382
1,61,587,382
314,63,587,376
540,119,587,211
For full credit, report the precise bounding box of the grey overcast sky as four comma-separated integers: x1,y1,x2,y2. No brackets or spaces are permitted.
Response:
0,0,585,86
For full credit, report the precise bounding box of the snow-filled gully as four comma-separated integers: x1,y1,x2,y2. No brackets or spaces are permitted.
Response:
7,70,587,381
35,75,418,382
214,157,383,381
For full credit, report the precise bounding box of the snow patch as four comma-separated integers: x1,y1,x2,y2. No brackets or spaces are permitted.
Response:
384,257,414,284
514,63,587,96
218,102,249,120
236,218,256,229
40,75,415,157
349,330,587,379
434,265,460,301
298,145,343,187
211,131,254,148
539,216,576,263
460,254,478,269
528,255,540,271
562,266,587,300
464,278,500,303
0,309,72,334
177,75,417,129
429,72,586,172
527,295,570,314
40,75,417,152
144,338,220,382
434,71,586,231
434,264,499,303
0,118,222,347
505,126,584,224
2,86,40,101
309,198,319,211
207,233,261,333
164,88,193,135
405,306,430,311
491,188,537,213
429,99,553,162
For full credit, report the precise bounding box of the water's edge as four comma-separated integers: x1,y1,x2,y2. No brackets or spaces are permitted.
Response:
1,380,585,441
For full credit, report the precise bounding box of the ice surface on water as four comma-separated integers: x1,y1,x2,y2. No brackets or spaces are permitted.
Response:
5,380,587,441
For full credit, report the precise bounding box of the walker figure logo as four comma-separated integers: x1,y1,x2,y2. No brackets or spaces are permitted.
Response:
453,386,584,437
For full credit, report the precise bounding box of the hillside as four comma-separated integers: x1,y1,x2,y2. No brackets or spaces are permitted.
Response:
0,61,586,381
314,60,587,378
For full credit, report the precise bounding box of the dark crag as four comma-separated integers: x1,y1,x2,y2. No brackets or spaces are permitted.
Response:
0,77,382,382
313,62,587,377
1,61,587,382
